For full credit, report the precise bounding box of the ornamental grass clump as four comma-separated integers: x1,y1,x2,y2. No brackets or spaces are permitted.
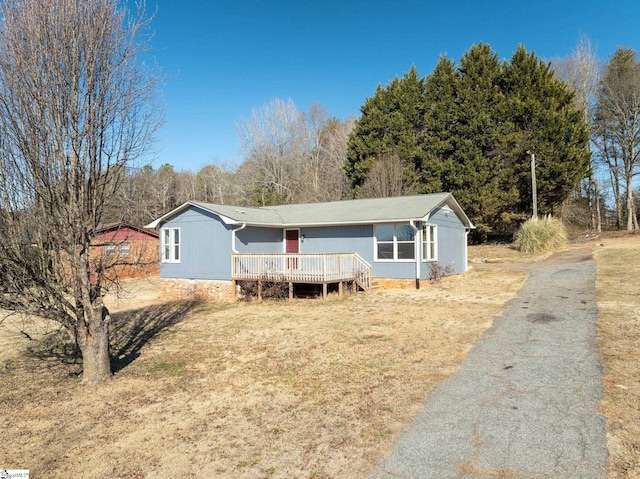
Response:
515,217,568,254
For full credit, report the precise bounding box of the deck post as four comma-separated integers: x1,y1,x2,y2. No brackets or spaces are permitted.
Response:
258,280,263,302
338,281,343,297
322,283,327,301
289,282,293,300
232,280,237,300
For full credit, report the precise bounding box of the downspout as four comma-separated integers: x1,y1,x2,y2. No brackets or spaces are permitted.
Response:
410,220,420,289
231,223,247,254
464,228,470,272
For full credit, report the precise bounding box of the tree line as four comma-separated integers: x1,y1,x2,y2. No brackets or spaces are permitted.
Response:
107,100,355,226
117,40,640,237
346,44,591,237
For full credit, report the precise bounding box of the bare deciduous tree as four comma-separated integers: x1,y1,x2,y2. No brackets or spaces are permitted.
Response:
360,153,414,198
195,163,235,204
303,108,354,202
0,0,161,383
554,34,602,231
236,98,307,205
594,47,640,230
236,98,351,205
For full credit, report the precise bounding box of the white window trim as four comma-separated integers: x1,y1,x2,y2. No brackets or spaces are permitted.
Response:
119,242,130,257
422,223,438,262
374,223,416,262
161,227,181,263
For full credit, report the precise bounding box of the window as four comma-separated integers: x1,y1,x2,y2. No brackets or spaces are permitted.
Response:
162,227,180,263
119,242,130,257
375,225,395,260
105,243,116,257
375,224,416,261
422,224,437,261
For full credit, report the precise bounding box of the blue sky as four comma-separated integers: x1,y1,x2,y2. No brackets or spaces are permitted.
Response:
145,0,640,172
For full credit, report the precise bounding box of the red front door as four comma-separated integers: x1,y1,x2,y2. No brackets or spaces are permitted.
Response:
285,229,299,269
285,229,299,254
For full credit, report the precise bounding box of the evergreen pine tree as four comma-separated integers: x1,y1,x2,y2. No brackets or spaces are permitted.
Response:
502,45,590,217
441,43,516,235
346,45,590,235
344,66,430,196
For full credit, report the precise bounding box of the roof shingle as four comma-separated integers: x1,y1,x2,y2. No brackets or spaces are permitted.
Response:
148,193,474,229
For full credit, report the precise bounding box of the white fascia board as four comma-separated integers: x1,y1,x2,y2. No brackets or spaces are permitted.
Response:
215,213,238,225
146,201,240,229
444,196,475,229
426,195,475,230
145,202,193,229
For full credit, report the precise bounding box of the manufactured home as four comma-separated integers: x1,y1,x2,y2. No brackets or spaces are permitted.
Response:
147,193,474,300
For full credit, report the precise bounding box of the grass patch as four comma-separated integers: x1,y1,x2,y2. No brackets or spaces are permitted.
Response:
149,361,185,375
595,236,640,478
468,243,552,264
0,268,527,478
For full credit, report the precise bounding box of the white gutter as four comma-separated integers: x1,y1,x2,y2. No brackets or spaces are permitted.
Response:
464,228,470,272
231,223,247,253
410,220,420,289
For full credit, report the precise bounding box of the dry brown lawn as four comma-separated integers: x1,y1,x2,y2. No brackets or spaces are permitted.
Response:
0,268,527,479
4,236,639,479
468,242,553,264
594,234,640,479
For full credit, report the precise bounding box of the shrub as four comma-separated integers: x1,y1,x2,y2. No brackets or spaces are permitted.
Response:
429,262,454,282
237,278,289,301
515,217,568,254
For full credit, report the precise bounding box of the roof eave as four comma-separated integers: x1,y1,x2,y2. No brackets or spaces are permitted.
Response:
146,201,241,229
146,193,476,230
441,195,476,229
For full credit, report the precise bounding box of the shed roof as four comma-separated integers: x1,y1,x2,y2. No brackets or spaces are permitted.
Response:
146,193,474,229
94,222,159,238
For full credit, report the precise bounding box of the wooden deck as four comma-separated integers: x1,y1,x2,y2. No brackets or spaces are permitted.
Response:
232,253,372,299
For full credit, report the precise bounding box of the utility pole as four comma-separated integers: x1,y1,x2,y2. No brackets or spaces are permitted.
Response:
527,151,537,219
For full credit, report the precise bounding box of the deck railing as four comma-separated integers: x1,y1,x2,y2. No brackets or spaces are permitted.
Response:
352,253,372,290
232,253,372,290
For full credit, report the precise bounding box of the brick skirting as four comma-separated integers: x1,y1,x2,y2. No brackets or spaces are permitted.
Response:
160,278,236,301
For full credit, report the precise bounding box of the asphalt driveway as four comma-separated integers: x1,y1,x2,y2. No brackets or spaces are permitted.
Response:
370,247,609,479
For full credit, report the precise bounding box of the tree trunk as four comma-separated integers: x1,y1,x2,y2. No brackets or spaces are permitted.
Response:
609,167,622,229
593,179,602,233
627,179,635,231
77,304,112,384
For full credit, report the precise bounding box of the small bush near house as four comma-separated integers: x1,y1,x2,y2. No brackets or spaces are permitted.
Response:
238,278,289,301
429,262,454,282
515,217,568,254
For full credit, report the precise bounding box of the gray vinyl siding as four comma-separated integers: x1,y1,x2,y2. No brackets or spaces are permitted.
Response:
160,206,233,280
236,227,282,253
289,220,466,280
158,205,469,282
429,206,468,276
299,225,372,256
297,224,415,279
